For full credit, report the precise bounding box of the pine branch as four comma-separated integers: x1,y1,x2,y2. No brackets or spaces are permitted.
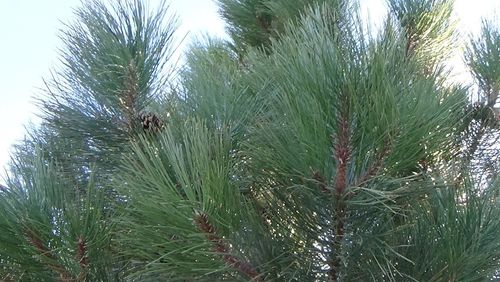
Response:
329,107,351,281
24,229,73,282
76,236,88,282
354,137,392,187
312,170,328,193
460,104,496,172
194,212,261,281
120,60,140,131
256,14,272,35
334,113,350,196
465,120,488,165
405,26,417,58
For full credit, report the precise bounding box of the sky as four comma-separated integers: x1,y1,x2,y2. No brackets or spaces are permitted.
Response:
0,0,498,183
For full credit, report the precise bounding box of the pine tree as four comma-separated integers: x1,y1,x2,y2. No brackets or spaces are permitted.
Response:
1,0,499,281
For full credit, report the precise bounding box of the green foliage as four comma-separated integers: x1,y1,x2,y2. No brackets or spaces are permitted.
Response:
217,0,347,55
232,4,469,279
0,150,112,281
245,4,464,179
1,0,499,281
40,0,177,171
218,0,274,53
459,19,500,183
178,38,262,140
387,0,457,72
465,19,500,107
394,179,500,281
114,120,256,280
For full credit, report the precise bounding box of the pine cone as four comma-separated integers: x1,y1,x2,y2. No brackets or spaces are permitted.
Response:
138,112,163,132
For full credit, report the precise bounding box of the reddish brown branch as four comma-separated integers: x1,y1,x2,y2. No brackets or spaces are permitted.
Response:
75,236,88,281
25,229,72,281
195,212,261,281
329,109,351,281
334,115,350,196
76,236,87,268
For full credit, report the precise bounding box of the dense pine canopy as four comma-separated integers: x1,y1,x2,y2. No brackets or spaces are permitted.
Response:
1,0,499,281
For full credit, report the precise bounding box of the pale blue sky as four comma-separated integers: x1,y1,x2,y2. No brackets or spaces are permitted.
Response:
0,0,498,182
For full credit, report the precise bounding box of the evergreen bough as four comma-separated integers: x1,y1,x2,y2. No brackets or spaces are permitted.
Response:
1,0,499,281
